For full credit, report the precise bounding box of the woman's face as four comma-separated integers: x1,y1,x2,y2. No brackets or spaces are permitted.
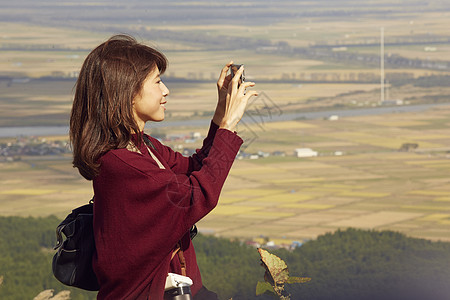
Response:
132,67,169,131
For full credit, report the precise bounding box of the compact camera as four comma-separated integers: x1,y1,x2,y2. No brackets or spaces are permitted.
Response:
230,64,245,86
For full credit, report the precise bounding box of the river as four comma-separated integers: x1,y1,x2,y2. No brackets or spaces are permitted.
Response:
0,103,448,138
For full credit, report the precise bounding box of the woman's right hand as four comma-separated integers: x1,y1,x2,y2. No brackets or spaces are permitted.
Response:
219,65,258,132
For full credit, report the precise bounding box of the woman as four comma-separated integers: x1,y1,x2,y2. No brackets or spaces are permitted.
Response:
69,34,257,299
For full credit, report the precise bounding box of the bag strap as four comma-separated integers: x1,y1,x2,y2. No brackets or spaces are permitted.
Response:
170,242,187,277
142,134,165,169
143,134,156,150
178,248,187,277
144,134,189,276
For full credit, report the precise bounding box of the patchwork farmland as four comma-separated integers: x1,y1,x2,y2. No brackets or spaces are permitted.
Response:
2,105,450,244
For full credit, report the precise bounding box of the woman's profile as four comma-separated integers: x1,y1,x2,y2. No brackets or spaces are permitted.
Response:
70,34,257,299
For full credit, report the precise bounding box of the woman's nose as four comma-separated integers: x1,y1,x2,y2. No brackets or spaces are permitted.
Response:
161,82,170,96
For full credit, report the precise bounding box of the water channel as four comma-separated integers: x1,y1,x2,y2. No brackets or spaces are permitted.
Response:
0,103,448,138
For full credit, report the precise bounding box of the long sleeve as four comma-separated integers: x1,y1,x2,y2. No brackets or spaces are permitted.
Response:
147,120,219,175
92,127,242,300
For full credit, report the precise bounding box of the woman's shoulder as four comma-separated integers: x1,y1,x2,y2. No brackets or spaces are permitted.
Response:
98,147,137,169
99,145,166,177
102,146,141,159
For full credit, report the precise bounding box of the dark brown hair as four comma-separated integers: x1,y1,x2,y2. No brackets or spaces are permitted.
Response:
70,34,167,180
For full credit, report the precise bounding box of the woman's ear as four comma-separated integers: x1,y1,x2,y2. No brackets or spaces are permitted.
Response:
131,93,138,106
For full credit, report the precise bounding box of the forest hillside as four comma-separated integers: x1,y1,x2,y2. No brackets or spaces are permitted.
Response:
0,216,449,300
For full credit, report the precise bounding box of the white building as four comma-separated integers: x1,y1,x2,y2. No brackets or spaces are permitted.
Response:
381,99,404,106
191,132,202,139
295,148,318,158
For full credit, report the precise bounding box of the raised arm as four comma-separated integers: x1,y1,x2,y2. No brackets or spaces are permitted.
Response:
149,62,257,174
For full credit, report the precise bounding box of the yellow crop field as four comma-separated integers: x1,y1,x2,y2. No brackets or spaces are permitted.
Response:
253,83,380,105
405,160,450,166
402,134,449,140
408,190,450,196
0,22,104,48
364,120,430,127
288,161,340,170
0,51,84,78
211,205,261,216
251,193,313,203
280,203,335,210
244,211,295,218
230,166,286,176
263,121,317,130
219,196,249,204
420,163,450,169
337,191,390,198
434,197,450,202
226,188,283,197
402,205,450,211
318,183,367,190
320,131,444,149
329,211,424,229
378,153,419,160
0,23,104,78
419,214,450,221
268,178,325,184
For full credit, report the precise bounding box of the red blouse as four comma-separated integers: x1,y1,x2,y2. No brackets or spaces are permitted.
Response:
92,122,242,299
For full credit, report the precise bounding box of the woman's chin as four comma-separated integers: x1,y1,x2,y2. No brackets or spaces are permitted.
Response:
150,116,165,123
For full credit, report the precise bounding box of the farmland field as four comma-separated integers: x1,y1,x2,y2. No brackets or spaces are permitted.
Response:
3,4,450,126
1,0,450,244
2,105,450,243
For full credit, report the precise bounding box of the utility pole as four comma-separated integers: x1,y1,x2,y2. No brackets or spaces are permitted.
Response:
380,27,385,103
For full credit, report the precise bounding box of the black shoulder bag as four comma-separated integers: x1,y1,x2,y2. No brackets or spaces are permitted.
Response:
52,198,100,291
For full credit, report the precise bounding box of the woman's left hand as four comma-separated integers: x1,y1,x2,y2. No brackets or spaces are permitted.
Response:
213,61,233,126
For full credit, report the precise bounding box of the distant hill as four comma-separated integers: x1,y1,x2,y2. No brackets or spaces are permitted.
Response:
1,216,449,300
